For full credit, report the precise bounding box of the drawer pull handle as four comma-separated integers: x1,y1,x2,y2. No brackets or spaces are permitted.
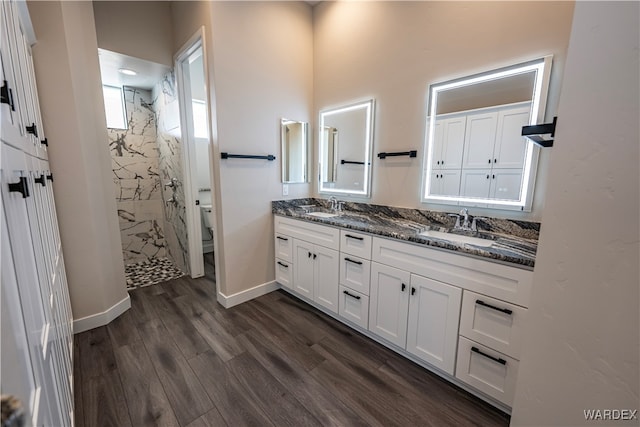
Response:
343,290,361,300
411,287,416,296
344,257,362,265
276,236,288,241
277,261,288,268
471,346,507,365
475,299,513,315
345,234,364,241
401,283,406,292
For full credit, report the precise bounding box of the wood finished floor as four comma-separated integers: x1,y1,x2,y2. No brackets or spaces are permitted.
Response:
74,255,510,427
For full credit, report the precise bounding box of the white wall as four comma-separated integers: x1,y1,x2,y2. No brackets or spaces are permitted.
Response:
313,1,575,220
93,0,173,67
27,1,129,321
511,2,639,425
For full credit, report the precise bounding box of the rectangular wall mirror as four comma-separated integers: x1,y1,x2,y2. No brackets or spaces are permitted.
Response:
422,56,552,211
319,99,375,197
281,119,308,183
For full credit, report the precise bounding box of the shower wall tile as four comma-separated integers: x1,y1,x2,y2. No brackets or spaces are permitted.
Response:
153,71,190,275
108,87,167,264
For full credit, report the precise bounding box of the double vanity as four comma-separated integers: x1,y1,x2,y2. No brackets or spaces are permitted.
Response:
272,198,539,412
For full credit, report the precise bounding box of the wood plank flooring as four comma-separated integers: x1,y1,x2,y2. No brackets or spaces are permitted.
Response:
74,255,510,427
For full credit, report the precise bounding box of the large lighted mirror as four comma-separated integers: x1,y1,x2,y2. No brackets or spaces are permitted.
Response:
422,56,552,211
281,119,308,183
319,99,375,197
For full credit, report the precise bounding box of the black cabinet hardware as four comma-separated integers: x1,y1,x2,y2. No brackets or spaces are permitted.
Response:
521,117,557,148
1,80,15,111
277,261,288,268
488,159,492,164
308,252,312,258
345,234,363,241
471,346,507,365
34,175,46,187
344,257,362,265
41,138,48,147
46,174,53,182
221,152,275,161
313,253,317,260
8,177,29,198
377,150,417,159
276,236,288,241
343,290,361,300
401,283,406,292
340,159,370,165
475,299,513,315
486,174,490,179
25,123,38,137
411,287,416,296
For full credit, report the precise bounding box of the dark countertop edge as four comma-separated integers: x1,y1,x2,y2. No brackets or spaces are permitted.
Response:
273,211,535,271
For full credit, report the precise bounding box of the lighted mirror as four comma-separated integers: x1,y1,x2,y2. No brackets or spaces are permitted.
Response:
422,56,552,211
319,99,375,197
281,119,308,183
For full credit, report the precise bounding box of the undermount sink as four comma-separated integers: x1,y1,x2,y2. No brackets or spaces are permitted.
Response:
306,211,340,218
418,229,494,248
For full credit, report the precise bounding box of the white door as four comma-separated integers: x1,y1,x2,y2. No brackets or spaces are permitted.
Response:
406,274,462,375
293,239,314,299
369,262,410,348
493,106,530,169
460,169,491,199
462,111,498,169
313,245,339,314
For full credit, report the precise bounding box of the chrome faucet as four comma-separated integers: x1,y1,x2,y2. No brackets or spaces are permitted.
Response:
328,196,338,212
460,208,470,230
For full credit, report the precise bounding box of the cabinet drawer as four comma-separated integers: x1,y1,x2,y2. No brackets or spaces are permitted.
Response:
339,286,369,329
275,216,339,250
459,291,527,359
275,233,293,262
455,336,519,407
339,254,371,295
372,237,532,307
340,230,372,258
275,259,292,289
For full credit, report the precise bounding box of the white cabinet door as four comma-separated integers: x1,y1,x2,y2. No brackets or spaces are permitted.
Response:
293,239,314,299
275,259,293,289
440,116,467,170
313,245,339,314
430,170,461,197
339,253,371,295
0,2,25,147
493,106,530,169
406,274,462,375
460,169,491,199
369,262,410,348
489,169,523,202
462,112,498,169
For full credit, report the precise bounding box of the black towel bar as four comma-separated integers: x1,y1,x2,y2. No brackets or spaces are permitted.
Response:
377,150,417,159
221,152,275,161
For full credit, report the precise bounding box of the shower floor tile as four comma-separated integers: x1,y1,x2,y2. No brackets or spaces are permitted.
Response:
125,257,184,290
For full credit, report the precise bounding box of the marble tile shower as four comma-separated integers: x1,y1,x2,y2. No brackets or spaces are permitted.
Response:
153,72,190,275
108,88,167,263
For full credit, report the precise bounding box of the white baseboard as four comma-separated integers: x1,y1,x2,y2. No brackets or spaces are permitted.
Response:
217,280,279,308
73,294,131,334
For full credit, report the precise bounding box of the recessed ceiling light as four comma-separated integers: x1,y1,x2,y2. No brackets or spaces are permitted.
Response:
118,68,137,76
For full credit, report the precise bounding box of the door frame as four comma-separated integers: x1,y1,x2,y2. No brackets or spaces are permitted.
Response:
174,27,215,279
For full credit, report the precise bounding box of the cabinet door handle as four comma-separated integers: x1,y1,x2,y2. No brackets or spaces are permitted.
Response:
345,234,364,241
471,346,507,365
313,253,317,260
8,177,30,198
411,287,416,296
308,251,312,258
277,261,288,268
486,174,490,179
494,158,497,164
401,283,406,292
276,236,288,241
343,290,361,300
475,299,513,315
34,174,46,187
488,159,492,164
344,257,362,265
492,174,495,179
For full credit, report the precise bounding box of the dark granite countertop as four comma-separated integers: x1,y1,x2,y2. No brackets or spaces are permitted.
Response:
272,198,539,269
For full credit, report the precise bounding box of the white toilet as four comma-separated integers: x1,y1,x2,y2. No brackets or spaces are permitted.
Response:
200,204,214,253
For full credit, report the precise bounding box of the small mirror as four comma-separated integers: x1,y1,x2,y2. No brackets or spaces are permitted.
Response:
281,119,308,183
422,56,552,211
319,99,375,197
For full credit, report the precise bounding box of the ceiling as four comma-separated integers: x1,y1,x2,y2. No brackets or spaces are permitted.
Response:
98,48,170,90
